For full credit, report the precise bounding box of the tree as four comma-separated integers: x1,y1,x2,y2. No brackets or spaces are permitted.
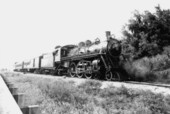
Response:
122,6,170,59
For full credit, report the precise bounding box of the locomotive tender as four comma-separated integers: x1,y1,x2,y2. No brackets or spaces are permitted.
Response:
14,31,127,81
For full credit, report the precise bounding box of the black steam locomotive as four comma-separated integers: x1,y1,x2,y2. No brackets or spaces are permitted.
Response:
14,31,128,81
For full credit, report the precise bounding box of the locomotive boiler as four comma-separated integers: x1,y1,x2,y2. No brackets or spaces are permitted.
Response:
54,31,124,80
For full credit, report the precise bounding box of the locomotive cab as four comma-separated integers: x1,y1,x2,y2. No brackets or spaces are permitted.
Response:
54,45,77,59
53,45,77,75
61,45,77,57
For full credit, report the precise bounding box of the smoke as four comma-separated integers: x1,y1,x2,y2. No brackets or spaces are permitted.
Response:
123,59,157,81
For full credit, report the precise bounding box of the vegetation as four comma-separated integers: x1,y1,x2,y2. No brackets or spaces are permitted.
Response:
3,72,170,114
122,5,170,59
121,5,170,82
123,54,170,82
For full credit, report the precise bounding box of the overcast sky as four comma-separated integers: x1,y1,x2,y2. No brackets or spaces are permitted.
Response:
0,0,169,70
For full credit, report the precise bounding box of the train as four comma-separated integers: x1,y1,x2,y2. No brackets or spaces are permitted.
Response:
14,31,129,81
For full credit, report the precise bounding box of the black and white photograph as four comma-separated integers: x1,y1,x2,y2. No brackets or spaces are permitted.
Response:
0,0,170,114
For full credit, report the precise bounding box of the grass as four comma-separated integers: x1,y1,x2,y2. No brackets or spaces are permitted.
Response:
123,54,170,83
2,72,170,114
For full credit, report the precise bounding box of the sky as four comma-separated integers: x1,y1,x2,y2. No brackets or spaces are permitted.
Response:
0,0,169,70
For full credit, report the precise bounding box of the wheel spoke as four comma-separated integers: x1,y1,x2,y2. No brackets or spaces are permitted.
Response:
85,67,92,79
77,68,83,78
69,62,76,77
76,61,85,78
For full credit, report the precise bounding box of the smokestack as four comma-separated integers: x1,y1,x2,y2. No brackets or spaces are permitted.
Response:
106,31,111,40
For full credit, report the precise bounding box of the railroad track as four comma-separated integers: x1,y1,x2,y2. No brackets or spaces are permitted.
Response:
124,81,170,89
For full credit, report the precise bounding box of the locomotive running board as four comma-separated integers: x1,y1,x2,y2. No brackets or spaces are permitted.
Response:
61,53,105,61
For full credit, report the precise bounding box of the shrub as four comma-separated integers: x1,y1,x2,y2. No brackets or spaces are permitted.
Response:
123,54,170,82
78,80,102,95
37,79,89,107
99,86,169,114
138,91,167,114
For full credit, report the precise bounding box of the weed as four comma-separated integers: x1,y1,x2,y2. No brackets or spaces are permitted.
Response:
123,54,170,83
3,72,170,114
78,80,102,95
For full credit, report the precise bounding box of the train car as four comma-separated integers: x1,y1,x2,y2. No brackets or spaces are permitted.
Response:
23,59,34,72
23,56,42,73
32,56,42,73
14,62,24,72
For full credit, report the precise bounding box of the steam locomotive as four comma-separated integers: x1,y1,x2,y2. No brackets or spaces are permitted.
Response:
14,31,128,81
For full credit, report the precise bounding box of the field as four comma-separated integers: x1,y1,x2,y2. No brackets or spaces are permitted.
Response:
2,72,170,114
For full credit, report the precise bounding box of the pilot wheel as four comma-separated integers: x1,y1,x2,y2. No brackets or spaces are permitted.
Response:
112,72,120,81
105,71,120,81
105,71,112,81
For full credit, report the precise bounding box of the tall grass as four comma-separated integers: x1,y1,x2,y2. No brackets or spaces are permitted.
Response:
37,79,170,114
78,80,102,95
99,85,169,114
37,79,89,107
123,54,170,83
3,72,170,114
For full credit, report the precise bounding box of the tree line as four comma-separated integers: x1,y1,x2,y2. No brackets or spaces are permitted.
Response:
121,5,170,60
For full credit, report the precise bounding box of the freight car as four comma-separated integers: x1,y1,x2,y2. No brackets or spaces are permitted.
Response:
14,31,128,81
